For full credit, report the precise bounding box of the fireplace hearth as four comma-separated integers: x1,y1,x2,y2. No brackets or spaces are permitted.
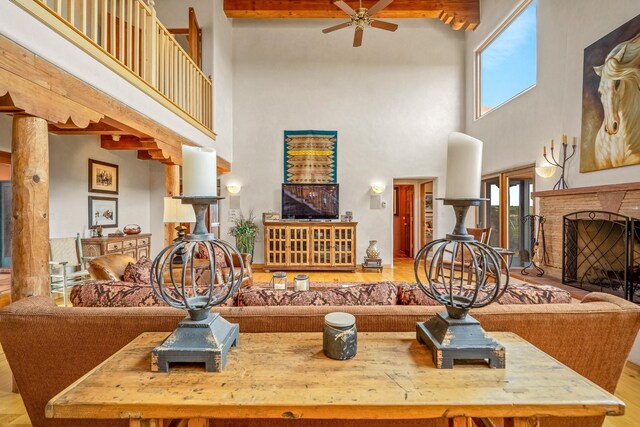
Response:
563,211,639,302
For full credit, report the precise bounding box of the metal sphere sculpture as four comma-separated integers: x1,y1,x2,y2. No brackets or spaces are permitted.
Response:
414,237,507,319
150,196,244,373
414,198,509,369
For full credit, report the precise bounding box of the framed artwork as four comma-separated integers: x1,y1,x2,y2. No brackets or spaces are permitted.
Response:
425,194,433,212
580,14,640,172
89,159,119,194
89,196,118,228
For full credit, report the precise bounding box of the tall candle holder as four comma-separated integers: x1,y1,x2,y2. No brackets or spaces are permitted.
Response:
150,196,244,373
414,198,509,368
543,135,576,190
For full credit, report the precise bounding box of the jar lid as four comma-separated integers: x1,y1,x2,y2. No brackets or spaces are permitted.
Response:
294,274,309,280
273,271,287,278
324,312,355,328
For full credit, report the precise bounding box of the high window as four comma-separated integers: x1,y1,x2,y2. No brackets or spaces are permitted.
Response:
475,0,537,118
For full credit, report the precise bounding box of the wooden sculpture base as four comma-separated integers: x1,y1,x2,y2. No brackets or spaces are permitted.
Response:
151,312,239,372
416,311,505,369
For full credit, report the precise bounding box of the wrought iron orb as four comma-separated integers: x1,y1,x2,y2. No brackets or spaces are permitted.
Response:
151,238,244,321
414,238,509,319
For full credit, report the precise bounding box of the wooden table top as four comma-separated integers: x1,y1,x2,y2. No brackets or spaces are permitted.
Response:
46,332,624,421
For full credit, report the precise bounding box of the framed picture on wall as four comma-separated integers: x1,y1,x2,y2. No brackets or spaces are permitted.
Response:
89,196,118,228
88,159,119,194
393,188,398,215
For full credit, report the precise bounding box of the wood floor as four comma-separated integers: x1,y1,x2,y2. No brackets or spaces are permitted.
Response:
0,258,638,426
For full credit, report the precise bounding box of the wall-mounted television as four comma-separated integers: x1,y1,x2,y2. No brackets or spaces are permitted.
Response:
282,184,339,220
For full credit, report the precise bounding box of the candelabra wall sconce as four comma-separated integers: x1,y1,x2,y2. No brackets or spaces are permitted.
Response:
543,135,576,190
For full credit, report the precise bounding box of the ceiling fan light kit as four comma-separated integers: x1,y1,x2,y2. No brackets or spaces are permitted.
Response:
322,0,399,47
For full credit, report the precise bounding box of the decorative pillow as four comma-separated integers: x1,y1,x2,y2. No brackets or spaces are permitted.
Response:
397,282,572,305
123,257,152,285
238,282,398,307
194,243,228,269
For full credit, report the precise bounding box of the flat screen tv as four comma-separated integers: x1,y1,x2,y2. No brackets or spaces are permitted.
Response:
282,184,339,220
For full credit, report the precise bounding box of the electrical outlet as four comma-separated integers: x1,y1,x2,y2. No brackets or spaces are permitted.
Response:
381,200,387,208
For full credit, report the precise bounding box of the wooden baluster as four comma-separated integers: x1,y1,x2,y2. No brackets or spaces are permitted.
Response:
80,0,87,34
67,0,75,26
91,0,98,42
140,4,146,77
110,0,116,56
144,0,157,86
126,0,132,67
100,0,107,48
118,0,124,62
54,0,62,15
158,32,164,95
134,1,140,75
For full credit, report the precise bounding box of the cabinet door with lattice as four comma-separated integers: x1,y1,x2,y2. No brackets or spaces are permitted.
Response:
311,226,332,267
333,226,355,267
264,225,288,267
287,226,310,267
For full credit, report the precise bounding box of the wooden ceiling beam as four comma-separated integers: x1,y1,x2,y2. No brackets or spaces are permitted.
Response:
48,121,125,135
223,0,479,30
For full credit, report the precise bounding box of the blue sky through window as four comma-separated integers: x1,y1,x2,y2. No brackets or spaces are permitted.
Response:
480,0,537,114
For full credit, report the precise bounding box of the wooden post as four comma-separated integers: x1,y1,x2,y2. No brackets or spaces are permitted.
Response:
11,115,49,303
164,164,180,247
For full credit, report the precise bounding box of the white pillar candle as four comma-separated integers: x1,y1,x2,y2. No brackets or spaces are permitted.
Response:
182,146,217,197
445,132,483,199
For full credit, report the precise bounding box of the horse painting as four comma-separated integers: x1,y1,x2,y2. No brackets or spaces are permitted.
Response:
580,15,640,173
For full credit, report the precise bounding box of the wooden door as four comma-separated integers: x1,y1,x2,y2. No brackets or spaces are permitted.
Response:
394,185,414,258
333,226,355,267
287,226,309,267
405,186,414,256
311,226,332,267
264,225,287,267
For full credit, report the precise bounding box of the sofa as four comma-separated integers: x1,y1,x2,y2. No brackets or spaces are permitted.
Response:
1,293,639,427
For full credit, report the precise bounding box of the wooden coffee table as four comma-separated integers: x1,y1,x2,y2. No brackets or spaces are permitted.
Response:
46,332,624,427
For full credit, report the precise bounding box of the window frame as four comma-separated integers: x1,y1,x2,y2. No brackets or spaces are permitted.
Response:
474,0,537,120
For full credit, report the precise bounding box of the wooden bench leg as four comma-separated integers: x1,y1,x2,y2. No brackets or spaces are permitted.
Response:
449,417,474,427
129,419,164,427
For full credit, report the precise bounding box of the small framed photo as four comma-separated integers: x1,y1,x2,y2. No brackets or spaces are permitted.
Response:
89,159,119,194
263,212,280,222
89,196,118,228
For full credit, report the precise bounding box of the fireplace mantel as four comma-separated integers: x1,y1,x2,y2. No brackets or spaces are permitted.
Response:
532,182,640,198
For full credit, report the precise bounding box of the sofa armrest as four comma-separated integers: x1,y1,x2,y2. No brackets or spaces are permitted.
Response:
580,292,640,310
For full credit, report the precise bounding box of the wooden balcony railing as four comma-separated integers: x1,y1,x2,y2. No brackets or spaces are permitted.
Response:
11,0,213,135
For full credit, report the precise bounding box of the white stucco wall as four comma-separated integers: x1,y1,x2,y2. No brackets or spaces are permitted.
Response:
224,19,465,264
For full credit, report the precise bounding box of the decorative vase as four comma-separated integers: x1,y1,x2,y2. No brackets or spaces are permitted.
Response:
235,234,255,260
366,240,380,259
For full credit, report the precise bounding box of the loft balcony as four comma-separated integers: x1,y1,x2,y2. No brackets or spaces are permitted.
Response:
6,0,214,140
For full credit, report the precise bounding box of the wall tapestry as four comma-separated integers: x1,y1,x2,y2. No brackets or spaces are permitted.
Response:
284,130,337,183
580,14,640,173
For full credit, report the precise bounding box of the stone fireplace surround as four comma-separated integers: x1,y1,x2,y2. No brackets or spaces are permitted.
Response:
533,182,640,289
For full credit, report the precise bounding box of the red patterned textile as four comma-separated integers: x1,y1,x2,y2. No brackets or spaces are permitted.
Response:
194,243,228,268
396,282,572,305
237,282,398,307
122,257,152,284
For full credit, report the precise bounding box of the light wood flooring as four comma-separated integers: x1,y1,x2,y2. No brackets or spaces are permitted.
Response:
0,258,638,426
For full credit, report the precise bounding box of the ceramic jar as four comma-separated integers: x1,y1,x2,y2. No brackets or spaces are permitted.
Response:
366,240,380,258
323,312,357,360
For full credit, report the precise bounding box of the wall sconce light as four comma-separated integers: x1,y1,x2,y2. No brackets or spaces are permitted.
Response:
535,156,557,179
226,184,242,194
371,184,386,194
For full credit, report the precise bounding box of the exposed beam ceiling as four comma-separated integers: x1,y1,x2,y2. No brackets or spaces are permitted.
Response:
224,0,479,30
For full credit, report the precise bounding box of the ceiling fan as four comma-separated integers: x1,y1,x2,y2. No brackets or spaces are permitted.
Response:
322,0,399,47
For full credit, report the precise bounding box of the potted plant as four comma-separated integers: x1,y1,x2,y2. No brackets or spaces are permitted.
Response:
229,210,258,260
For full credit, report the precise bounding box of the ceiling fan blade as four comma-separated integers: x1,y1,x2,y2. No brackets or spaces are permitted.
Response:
333,0,356,16
322,21,352,33
370,20,398,32
353,27,363,47
366,0,393,17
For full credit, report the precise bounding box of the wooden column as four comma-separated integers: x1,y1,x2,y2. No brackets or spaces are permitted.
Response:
11,115,49,302
164,164,180,247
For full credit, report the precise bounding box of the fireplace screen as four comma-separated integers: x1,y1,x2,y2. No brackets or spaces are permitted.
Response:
563,211,639,302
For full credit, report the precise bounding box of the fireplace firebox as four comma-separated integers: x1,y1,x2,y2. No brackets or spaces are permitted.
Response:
563,211,639,303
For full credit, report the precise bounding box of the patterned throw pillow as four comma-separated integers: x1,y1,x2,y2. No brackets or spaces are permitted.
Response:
396,283,572,305
194,243,228,269
237,282,398,307
123,257,152,285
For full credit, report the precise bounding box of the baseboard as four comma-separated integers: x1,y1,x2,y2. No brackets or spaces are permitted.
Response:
627,360,640,373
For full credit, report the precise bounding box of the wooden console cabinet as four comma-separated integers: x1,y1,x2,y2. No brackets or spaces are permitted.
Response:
81,234,151,260
263,221,356,271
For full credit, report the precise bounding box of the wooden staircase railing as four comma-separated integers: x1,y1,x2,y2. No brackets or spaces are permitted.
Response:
11,0,213,135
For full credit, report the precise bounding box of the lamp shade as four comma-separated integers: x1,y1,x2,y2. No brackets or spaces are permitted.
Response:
163,197,196,223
